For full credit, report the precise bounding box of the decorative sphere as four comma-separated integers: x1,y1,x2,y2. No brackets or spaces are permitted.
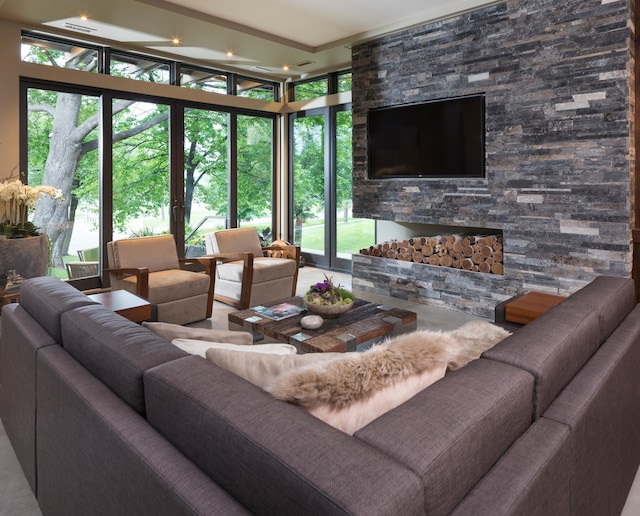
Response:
300,314,323,329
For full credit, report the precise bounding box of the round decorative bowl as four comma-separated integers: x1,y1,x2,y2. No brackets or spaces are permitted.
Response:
303,298,354,318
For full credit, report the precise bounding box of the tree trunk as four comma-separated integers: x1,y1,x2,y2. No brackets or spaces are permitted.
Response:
32,92,83,268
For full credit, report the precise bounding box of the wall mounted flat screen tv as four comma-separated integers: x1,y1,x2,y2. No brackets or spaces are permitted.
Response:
367,94,486,179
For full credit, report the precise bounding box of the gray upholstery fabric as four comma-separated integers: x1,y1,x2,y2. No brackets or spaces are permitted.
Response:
555,276,635,344
36,345,249,516
144,356,425,516
543,304,640,516
18,276,98,343
450,417,571,516
61,305,187,415
483,304,601,418
0,304,57,494
355,358,534,516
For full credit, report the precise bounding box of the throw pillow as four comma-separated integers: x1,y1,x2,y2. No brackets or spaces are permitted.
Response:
172,338,297,358
205,348,345,389
142,321,253,345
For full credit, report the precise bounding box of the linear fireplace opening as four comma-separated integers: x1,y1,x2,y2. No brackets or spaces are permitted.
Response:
360,222,504,275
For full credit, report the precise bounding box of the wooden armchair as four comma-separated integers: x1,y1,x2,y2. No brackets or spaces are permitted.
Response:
205,228,300,309
106,235,216,325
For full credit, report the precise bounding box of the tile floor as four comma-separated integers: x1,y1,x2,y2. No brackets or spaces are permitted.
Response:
1,266,639,514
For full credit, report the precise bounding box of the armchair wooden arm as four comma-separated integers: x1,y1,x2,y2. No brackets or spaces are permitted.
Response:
207,252,254,309
103,267,150,299
262,244,300,297
179,256,217,318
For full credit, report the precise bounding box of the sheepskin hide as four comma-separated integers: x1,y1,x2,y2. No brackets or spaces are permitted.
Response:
270,330,457,410
448,320,512,370
269,320,511,410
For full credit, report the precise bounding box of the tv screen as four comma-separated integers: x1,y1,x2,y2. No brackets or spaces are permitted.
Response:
367,94,486,179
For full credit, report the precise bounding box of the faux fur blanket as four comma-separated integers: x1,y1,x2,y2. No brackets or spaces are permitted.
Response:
270,320,511,410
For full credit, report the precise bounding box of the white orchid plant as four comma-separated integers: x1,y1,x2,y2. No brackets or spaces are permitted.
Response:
0,179,64,238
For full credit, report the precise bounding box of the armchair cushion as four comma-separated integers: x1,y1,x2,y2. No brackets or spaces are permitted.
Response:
217,257,297,284
207,227,263,255
110,235,180,272
118,269,210,305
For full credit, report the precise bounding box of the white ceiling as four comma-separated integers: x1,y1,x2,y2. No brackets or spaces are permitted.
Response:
0,0,500,80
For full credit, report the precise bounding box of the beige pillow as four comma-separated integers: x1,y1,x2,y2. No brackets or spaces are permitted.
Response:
205,348,344,388
173,338,297,358
143,321,253,345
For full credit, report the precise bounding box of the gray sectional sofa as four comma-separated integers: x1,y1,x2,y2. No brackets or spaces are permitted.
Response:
1,275,639,515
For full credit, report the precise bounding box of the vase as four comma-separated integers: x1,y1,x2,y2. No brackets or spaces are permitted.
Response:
0,233,49,280
303,298,354,318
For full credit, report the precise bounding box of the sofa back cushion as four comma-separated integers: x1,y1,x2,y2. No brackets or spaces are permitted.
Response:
61,305,187,415
355,358,534,516
144,356,425,515
555,276,635,343
18,276,98,343
484,276,635,418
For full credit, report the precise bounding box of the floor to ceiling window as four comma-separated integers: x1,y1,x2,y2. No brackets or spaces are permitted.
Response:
26,86,101,281
19,31,351,282
23,83,275,282
112,98,171,239
290,105,374,271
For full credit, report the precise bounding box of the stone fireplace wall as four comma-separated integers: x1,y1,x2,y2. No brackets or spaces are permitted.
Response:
351,0,635,318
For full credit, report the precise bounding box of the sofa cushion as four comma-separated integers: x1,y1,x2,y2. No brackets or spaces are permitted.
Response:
18,276,98,343
142,321,253,345
144,356,425,515
355,358,535,516
120,269,210,304
555,276,635,344
542,304,640,516
61,305,188,415
484,302,602,418
217,257,296,283
450,417,571,516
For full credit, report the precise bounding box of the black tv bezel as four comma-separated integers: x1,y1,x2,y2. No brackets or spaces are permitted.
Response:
366,94,486,180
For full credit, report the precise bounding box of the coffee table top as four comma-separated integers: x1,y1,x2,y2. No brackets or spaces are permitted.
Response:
228,297,417,353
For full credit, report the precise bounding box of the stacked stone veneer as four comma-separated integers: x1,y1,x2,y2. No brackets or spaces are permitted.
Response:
351,0,635,318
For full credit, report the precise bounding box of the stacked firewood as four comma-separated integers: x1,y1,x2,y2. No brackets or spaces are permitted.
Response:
360,234,503,275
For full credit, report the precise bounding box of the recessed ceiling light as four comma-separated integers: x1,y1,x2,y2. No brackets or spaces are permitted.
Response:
171,37,180,45
79,15,88,21
283,65,289,71
226,50,233,57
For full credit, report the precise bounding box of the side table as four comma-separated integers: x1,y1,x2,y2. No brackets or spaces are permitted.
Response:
88,290,152,323
500,291,566,326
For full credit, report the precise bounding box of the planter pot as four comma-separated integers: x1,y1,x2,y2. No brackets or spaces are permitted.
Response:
303,298,354,318
0,233,49,279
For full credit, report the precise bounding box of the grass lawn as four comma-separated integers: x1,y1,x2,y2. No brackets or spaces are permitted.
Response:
300,218,375,253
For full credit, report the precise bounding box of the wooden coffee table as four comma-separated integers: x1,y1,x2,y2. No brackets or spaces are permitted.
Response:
228,297,417,353
88,290,152,323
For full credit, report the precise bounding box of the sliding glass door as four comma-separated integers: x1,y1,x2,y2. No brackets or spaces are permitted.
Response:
23,82,276,282
290,106,374,271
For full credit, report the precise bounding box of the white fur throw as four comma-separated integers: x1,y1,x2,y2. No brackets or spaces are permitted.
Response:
268,320,511,433
270,320,510,410
269,333,448,409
